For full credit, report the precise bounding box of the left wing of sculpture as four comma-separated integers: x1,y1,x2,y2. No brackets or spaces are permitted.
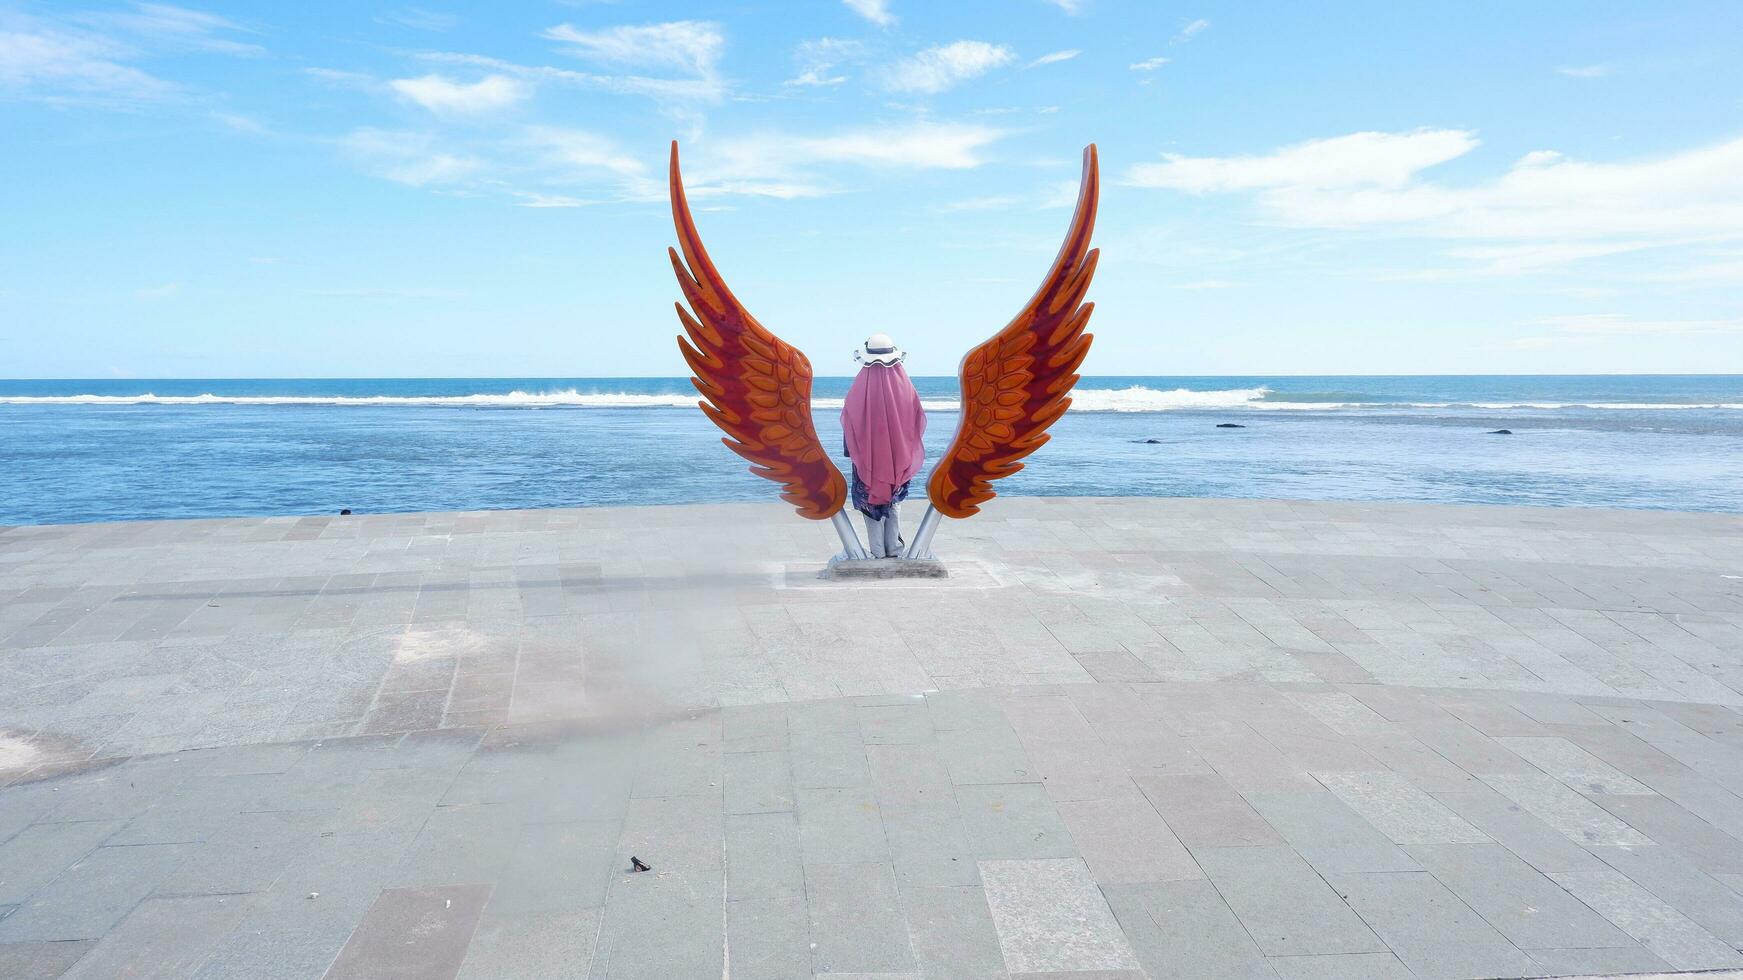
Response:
925,143,1100,519
667,141,848,520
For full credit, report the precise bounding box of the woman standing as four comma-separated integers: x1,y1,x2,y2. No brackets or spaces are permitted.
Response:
842,333,927,558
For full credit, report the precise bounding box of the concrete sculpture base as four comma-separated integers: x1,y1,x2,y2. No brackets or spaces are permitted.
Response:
819,557,949,580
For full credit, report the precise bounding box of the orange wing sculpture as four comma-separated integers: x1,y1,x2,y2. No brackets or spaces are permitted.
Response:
925,144,1099,520
667,141,848,522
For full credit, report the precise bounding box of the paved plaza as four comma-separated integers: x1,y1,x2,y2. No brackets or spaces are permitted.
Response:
4,497,1743,978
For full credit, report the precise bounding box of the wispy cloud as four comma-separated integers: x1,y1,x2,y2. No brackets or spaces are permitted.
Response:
537,20,726,103
1441,241,1658,275
1128,56,1169,71
841,0,896,28
1041,0,1087,14
1129,129,1743,274
1174,18,1209,43
512,192,591,208
310,286,469,299
418,50,722,103
520,125,645,178
76,4,262,57
1542,313,1742,335
339,121,650,202
136,281,183,299
304,66,376,89
390,74,527,113
1503,313,1743,348
676,121,1013,199
883,40,1015,94
0,3,258,105
341,128,485,187
0,26,174,102
1651,253,1743,283
376,7,458,32
937,195,1023,212
716,121,1007,171
543,20,722,75
1127,129,1477,193
1026,49,1079,68
1556,64,1610,79
786,37,863,87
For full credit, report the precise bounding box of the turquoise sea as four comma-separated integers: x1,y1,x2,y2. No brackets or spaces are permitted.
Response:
3,376,1742,525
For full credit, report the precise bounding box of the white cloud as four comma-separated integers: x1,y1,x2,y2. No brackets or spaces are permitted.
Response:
377,7,459,32
1540,313,1742,335
1037,178,1081,209
1652,254,1743,283
1129,56,1169,71
76,4,262,57
211,110,266,133
938,195,1023,212
136,281,183,299
342,128,485,187
1131,129,1743,275
417,50,722,103
1440,241,1660,275
0,3,258,104
883,41,1015,94
1557,64,1610,78
718,123,999,172
1127,129,1478,193
786,37,862,87
390,74,527,113
1503,313,1743,349
1175,18,1209,42
842,0,896,28
1042,0,1087,13
683,121,1011,198
304,66,376,89
520,126,645,177
531,22,724,103
1027,49,1079,68
339,122,650,201
513,192,590,208
542,20,722,75
0,27,173,101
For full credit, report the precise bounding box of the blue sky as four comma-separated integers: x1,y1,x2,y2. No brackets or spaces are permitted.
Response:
2,0,1740,378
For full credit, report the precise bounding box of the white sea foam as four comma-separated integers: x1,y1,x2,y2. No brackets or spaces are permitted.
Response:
3,386,1740,412
0,390,703,408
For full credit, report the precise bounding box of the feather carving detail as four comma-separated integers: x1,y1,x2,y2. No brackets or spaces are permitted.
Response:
667,141,847,520
926,144,1100,519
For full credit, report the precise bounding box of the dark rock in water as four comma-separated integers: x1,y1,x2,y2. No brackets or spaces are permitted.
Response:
1131,438,1164,444
339,508,352,515
1488,429,1512,435
1215,423,1247,429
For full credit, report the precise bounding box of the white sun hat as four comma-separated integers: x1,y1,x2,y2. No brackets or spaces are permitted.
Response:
854,333,905,366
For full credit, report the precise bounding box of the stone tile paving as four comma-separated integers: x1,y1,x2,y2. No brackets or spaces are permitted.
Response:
0,497,1742,977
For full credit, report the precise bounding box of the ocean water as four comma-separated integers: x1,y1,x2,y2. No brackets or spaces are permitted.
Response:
3,376,1742,525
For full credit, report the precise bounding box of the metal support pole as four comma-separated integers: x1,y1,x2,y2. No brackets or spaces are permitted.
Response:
829,511,869,560
902,504,943,560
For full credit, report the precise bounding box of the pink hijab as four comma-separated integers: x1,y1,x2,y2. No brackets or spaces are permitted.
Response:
842,362,927,506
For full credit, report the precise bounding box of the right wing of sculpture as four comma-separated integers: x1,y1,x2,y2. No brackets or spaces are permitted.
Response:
667,141,848,521
926,143,1100,519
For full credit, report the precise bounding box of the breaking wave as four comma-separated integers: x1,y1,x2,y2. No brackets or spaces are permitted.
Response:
0,391,704,408
4,386,1741,412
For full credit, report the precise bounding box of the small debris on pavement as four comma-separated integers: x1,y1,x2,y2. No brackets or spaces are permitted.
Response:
630,856,650,872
